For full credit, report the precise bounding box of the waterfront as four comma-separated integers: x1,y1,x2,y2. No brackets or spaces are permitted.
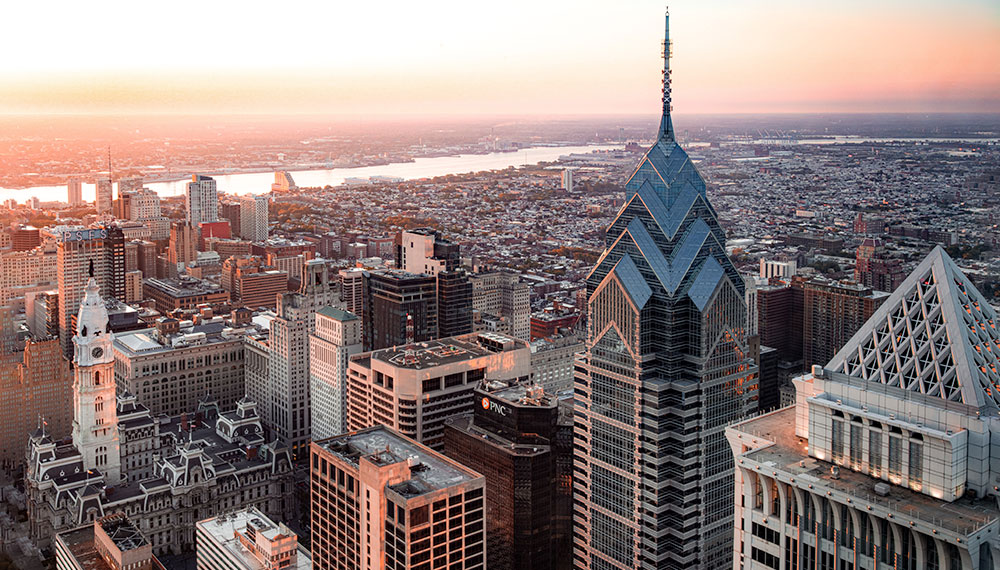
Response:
3,144,618,203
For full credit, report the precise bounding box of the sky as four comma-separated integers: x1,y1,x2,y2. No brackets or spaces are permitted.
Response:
2,0,998,116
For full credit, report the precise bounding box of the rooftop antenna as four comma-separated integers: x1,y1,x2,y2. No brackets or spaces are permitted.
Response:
659,6,675,143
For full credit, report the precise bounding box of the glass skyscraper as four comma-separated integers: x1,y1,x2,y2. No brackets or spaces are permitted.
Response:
573,11,758,570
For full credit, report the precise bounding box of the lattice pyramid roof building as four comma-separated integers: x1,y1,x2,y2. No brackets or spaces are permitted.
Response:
828,246,1000,412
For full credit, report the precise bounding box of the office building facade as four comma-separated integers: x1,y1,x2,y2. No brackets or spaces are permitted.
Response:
0,338,72,469
310,307,363,441
67,179,83,207
444,381,573,570
56,225,125,357
309,426,486,570
346,332,531,450
364,270,438,350
728,247,1000,570
186,174,219,226
573,13,757,570
96,177,113,215
239,194,269,242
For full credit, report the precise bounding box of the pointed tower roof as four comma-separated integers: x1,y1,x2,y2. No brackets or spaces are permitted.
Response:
76,277,109,337
623,9,706,211
828,246,1000,411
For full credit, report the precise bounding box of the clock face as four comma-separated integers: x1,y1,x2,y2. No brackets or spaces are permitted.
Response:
91,347,104,359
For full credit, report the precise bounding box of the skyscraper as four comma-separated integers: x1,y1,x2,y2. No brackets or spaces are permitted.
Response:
67,178,83,206
309,307,362,440
96,177,113,215
265,293,312,459
186,174,219,226
364,270,438,350
310,426,486,570
437,269,473,338
56,225,126,357
443,381,574,570
168,222,197,269
573,12,757,570
346,331,531,450
802,277,886,369
239,194,269,242
728,247,1000,570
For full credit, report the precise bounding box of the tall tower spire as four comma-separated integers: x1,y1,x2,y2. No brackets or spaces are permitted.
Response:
659,7,674,142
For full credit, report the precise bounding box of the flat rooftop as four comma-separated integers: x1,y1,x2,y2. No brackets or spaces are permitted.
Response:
372,333,521,370
484,381,555,408
319,426,481,498
113,323,242,357
99,515,149,551
198,509,310,570
732,407,998,537
144,277,227,298
56,526,112,570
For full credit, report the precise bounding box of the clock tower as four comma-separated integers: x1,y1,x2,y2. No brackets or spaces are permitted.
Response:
71,277,121,484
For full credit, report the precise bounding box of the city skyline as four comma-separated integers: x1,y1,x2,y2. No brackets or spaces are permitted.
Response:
2,0,998,116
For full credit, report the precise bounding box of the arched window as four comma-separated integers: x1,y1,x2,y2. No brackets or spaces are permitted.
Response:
94,371,101,385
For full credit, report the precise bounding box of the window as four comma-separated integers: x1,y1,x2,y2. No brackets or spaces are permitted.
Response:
869,430,882,477
831,419,844,464
411,505,429,527
849,424,863,470
908,441,923,491
888,436,902,483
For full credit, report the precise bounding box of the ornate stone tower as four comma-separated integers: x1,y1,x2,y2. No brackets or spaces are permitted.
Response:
71,277,121,483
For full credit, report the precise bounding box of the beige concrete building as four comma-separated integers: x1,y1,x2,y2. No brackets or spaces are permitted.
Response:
112,317,254,417
310,426,486,570
310,307,363,440
125,270,143,303
346,332,531,450
196,507,311,570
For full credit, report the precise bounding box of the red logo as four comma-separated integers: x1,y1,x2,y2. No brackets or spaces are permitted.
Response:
481,397,490,409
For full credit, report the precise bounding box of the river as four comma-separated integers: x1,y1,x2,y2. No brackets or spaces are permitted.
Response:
4,144,619,203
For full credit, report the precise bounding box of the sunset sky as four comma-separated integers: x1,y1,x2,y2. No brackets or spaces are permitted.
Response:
2,0,998,116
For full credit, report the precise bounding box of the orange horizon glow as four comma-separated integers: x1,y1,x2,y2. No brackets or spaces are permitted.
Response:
2,0,998,116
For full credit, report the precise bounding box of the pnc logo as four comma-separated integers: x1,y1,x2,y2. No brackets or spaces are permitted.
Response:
481,396,510,416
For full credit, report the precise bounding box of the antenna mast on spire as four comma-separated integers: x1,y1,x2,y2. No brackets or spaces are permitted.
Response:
659,7,675,142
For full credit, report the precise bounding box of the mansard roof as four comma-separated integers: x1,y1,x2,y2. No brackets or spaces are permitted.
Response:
828,246,1000,411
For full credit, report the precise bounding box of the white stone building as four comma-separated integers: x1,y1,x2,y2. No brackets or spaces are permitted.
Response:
728,247,1000,570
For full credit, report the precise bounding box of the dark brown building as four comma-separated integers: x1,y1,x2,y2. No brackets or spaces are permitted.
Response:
802,277,886,368
443,381,572,570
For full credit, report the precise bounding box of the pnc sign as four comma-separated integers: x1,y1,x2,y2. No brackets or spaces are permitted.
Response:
481,397,509,417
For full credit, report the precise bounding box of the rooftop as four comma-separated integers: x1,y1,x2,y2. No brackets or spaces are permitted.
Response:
316,306,358,322
144,277,227,298
371,332,522,370
197,508,310,570
56,526,114,570
99,514,148,551
113,322,246,357
731,406,999,537
319,426,481,498
483,380,554,408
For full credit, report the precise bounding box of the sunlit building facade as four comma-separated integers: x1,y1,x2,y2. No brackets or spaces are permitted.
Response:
728,247,1000,570
573,12,758,570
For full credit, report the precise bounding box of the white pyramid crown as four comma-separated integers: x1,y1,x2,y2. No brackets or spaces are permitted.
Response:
828,246,1000,411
